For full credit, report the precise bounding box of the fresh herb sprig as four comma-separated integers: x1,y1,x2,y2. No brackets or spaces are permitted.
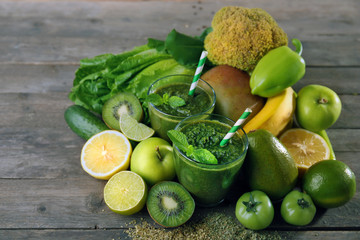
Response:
167,130,218,164
147,93,186,109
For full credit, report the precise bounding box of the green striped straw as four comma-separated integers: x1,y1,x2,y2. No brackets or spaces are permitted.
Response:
189,50,208,96
220,108,252,147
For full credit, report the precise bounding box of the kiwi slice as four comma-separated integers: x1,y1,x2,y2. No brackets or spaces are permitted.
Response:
147,181,195,228
102,92,143,130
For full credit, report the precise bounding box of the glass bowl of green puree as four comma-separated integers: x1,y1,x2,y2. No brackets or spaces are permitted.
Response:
173,113,249,207
147,74,216,141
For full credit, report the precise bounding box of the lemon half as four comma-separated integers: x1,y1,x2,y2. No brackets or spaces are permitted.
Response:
279,128,330,176
81,130,132,180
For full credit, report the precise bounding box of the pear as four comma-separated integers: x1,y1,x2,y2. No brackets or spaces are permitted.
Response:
243,129,298,200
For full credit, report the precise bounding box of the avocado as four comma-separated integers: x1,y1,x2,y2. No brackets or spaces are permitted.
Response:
244,129,298,200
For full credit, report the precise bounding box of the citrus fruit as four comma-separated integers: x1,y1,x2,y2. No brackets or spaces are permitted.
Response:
279,128,330,176
120,113,155,142
81,130,132,180
104,171,148,215
302,160,356,208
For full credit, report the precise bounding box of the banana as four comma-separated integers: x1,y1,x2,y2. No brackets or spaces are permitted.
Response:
243,87,296,137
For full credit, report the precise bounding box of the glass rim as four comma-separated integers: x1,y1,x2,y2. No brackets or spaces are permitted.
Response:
147,74,216,119
173,113,249,166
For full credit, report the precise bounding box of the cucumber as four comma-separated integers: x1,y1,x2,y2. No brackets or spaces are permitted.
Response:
65,105,109,140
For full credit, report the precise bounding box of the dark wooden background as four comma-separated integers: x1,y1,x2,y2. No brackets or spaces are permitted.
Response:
0,0,359,239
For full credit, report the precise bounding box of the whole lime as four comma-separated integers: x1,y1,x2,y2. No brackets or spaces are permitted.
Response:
302,160,356,208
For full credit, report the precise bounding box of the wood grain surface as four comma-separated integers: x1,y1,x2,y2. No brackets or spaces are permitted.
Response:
0,0,359,239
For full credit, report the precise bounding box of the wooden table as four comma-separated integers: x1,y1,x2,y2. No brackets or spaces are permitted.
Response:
1,0,359,239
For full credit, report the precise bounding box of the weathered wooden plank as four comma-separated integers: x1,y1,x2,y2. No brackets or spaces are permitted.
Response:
0,64,78,93
293,67,360,95
0,0,359,65
0,178,359,229
0,177,360,230
326,129,360,152
2,0,359,38
0,126,85,178
0,64,359,94
278,231,360,240
1,92,359,131
333,95,360,129
2,36,359,67
0,178,147,229
0,92,73,129
0,0,359,236
0,229,131,240
0,126,358,179
0,91,358,179
0,111,358,178
0,229,359,240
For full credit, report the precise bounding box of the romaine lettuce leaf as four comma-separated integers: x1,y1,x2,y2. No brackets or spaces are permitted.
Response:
68,29,207,117
124,58,195,100
69,46,176,114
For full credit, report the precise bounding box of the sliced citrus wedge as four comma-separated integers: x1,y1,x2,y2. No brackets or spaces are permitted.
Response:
279,128,330,176
120,113,155,142
81,130,132,180
104,171,148,215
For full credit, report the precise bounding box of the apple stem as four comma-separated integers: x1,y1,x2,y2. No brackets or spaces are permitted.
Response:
156,146,162,161
318,98,328,104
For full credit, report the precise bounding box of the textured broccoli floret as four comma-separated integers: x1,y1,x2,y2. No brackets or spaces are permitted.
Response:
204,6,288,72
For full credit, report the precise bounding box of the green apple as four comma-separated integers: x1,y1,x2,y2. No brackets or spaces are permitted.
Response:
130,137,175,186
296,84,342,132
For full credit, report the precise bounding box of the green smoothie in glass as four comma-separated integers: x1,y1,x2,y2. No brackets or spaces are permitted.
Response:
171,113,248,207
147,74,216,141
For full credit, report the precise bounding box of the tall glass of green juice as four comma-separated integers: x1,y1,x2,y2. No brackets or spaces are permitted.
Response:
173,113,248,207
147,74,216,141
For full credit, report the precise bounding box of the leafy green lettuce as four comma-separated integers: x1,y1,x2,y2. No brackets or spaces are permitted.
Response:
69,46,176,114
68,28,212,117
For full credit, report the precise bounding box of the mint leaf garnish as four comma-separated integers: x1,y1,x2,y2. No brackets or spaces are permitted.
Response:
146,93,185,109
146,93,163,106
162,93,170,104
167,129,218,165
186,144,195,157
192,149,218,164
167,130,189,153
169,96,186,108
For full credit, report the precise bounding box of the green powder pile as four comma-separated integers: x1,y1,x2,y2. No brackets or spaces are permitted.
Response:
125,211,284,240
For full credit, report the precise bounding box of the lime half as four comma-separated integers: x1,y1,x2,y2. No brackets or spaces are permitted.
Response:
120,113,155,141
104,171,148,215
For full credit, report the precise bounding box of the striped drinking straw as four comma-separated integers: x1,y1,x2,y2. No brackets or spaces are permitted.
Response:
220,108,252,147
189,50,208,96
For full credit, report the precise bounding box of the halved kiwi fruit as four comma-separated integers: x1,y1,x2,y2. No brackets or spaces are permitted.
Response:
146,181,195,228
102,92,143,131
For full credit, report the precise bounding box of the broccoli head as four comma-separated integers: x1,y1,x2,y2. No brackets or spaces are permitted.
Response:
204,6,288,72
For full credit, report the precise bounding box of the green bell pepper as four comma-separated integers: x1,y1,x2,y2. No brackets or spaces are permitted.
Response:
250,39,306,98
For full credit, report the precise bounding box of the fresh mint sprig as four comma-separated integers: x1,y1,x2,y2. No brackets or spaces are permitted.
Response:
167,130,218,165
147,93,186,109
146,93,163,106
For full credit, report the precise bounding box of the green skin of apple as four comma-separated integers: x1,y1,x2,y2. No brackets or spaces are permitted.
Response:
296,84,342,159
130,137,176,186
